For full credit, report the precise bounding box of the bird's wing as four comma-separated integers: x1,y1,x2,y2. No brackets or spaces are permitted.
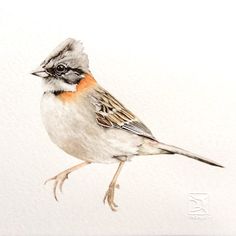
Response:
90,87,157,141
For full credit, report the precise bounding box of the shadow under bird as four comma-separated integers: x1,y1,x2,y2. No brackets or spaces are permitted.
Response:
31,38,224,211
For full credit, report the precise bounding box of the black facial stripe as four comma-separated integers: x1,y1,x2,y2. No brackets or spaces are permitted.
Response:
52,90,64,96
71,68,84,75
46,67,84,77
45,66,85,85
46,67,55,75
60,77,76,85
43,90,64,96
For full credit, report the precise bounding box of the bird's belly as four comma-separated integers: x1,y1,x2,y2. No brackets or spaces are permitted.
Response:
41,94,142,163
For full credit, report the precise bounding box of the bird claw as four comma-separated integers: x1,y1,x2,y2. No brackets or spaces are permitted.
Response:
103,183,120,211
44,172,70,201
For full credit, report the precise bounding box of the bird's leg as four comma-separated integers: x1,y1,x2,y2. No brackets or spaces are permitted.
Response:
103,161,125,211
44,161,91,201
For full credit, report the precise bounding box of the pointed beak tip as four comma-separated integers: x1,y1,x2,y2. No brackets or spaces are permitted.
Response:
30,71,37,76
30,67,48,78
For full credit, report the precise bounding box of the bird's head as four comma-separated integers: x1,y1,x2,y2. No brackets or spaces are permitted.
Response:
31,38,90,92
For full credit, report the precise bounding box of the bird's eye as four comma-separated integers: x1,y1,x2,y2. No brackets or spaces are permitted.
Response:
55,64,67,74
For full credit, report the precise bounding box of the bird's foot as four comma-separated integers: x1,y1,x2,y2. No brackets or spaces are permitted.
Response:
44,162,90,201
44,170,71,201
103,183,120,211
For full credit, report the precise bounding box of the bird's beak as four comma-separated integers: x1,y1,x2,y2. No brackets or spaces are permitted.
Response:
31,66,48,78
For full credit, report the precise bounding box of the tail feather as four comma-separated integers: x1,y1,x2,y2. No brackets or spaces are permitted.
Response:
157,142,224,168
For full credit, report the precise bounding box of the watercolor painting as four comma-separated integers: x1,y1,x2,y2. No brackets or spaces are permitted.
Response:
1,0,235,235
31,38,223,211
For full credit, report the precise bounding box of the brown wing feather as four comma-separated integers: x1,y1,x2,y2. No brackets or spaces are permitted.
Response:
91,87,157,141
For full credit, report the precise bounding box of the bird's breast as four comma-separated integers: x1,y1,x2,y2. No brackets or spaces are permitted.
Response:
41,91,97,154
40,91,142,163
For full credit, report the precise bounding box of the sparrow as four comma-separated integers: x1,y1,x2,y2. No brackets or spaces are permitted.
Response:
31,38,223,211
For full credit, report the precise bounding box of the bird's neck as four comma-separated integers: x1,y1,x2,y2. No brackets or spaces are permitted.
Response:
43,73,96,94
75,73,96,92
44,73,97,102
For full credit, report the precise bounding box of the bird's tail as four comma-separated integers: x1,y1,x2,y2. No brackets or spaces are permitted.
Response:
156,142,224,168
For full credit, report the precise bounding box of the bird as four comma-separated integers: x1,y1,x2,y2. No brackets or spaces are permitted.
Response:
31,38,224,211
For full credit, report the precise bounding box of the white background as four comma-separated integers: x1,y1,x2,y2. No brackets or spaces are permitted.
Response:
0,0,235,235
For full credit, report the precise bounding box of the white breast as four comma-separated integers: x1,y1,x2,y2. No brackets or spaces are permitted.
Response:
40,91,143,163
